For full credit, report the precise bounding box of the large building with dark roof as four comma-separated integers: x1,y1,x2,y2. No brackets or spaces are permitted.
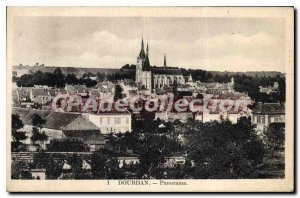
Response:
135,39,185,92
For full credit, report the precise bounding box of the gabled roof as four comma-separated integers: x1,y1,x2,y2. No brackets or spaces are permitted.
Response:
65,84,88,93
12,108,31,119
62,116,99,131
44,112,81,130
22,109,52,125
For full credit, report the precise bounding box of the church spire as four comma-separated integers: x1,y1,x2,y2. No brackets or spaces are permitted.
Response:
138,38,146,59
164,54,167,68
146,42,149,54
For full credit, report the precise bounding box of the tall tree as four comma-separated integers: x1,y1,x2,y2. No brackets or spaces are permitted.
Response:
11,114,27,151
53,68,65,87
114,85,123,102
65,74,78,85
31,114,48,149
91,149,124,179
265,123,285,149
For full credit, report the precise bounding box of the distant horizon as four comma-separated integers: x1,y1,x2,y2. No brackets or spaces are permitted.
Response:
12,64,285,74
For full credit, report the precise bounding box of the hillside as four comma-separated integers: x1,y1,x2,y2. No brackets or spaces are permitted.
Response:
13,65,120,78
12,65,284,78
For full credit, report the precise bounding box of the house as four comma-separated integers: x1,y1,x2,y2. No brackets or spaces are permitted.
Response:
16,87,32,103
195,105,252,124
30,169,46,180
12,108,103,150
84,106,132,134
42,112,101,142
30,89,52,105
164,156,186,168
118,156,140,168
251,102,285,127
65,84,90,96
155,111,193,122
61,115,104,151
259,82,280,94
21,109,52,142
194,77,235,94
48,89,68,99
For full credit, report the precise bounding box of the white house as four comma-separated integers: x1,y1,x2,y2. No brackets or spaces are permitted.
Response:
84,108,132,134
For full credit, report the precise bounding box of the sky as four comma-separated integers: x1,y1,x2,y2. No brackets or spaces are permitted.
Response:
12,16,286,72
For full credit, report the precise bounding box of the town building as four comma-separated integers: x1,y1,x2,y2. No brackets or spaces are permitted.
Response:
12,108,104,151
251,102,285,127
30,89,52,105
84,107,132,134
259,82,280,94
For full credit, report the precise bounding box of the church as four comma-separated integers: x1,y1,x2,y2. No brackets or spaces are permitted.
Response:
135,39,185,92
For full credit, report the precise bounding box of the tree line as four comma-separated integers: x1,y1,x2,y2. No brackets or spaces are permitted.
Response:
15,68,98,88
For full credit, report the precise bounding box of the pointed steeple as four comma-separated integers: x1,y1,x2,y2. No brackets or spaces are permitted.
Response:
188,74,193,82
144,41,151,71
164,54,167,68
146,42,149,54
138,38,146,59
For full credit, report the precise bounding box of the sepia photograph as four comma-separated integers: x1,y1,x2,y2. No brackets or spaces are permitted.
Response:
6,6,294,192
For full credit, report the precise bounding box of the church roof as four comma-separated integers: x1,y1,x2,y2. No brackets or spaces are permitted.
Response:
152,67,183,76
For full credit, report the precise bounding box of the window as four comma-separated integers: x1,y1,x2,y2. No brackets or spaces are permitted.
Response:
126,117,129,124
259,116,265,124
90,145,96,152
115,117,121,124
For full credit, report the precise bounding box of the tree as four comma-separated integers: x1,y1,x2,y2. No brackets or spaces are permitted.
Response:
114,85,123,102
65,74,78,85
184,118,265,179
11,160,32,180
84,78,97,88
33,151,64,179
265,123,285,149
47,138,87,152
11,114,27,151
91,149,125,179
30,114,48,149
32,114,46,128
53,68,65,87
138,150,165,179
172,81,179,99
